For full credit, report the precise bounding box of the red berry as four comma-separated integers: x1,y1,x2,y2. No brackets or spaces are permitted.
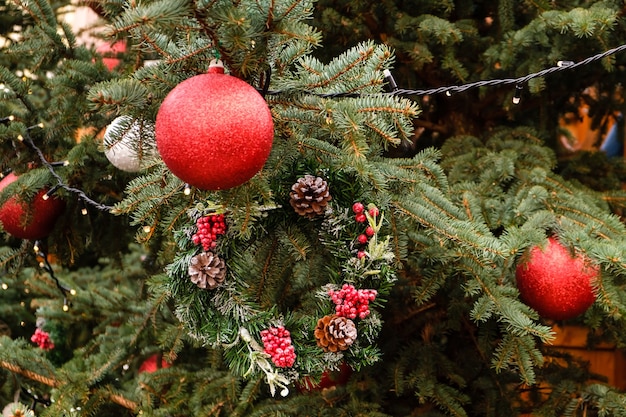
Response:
368,206,379,217
352,202,364,214
328,284,377,319
355,213,367,223
357,250,366,259
357,234,368,244
192,214,228,251
260,326,296,368
365,226,375,236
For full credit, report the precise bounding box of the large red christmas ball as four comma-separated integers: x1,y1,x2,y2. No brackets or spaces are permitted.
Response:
516,237,598,320
155,63,274,190
0,173,65,240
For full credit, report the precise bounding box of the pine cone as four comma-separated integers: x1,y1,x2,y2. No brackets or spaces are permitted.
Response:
188,251,226,289
289,175,331,218
314,314,357,352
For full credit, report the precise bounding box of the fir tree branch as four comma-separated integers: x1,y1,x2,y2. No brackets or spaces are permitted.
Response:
0,360,139,412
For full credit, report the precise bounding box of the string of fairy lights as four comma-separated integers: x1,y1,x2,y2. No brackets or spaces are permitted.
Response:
1,43,626,312
265,43,626,99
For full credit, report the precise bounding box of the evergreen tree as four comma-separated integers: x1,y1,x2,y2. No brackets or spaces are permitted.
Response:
1,0,626,416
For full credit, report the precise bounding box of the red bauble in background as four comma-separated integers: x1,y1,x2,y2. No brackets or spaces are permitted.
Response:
0,173,65,240
296,362,352,392
155,61,274,190
138,354,171,373
516,237,598,321
96,40,126,71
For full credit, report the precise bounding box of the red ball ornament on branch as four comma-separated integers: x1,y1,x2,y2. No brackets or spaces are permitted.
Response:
139,354,171,373
96,40,126,71
515,237,598,321
155,60,274,190
297,362,353,392
0,173,65,240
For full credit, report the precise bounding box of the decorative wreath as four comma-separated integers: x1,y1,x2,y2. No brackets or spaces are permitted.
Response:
165,175,397,395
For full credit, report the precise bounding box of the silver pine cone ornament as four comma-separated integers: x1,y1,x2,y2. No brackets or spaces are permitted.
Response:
188,251,226,289
289,175,332,218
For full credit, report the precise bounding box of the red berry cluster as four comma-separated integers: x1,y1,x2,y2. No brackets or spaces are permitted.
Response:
31,328,55,350
260,326,296,368
352,202,379,259
192,214,226,251
328,284,377,319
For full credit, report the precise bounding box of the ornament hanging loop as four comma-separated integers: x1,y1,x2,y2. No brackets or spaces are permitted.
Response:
208,59,225,74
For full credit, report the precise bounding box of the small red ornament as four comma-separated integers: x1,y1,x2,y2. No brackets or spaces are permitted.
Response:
516,237,598,320
139,354,171,373
0,173,65,240
297,362,352,392
96,40,126,71
156,60,274,190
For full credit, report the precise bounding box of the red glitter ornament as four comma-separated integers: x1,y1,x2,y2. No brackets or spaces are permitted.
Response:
0,173,65,240
516,237,598,321
155,60,274,190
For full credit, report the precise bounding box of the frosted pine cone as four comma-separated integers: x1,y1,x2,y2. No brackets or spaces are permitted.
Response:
314,314,357,352
289,175,331,218
188,251,226,289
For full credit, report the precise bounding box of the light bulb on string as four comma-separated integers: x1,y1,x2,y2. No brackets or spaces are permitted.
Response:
383,69,398,92
0,115,14,125
42,185,60,201
80,198,88,216
512,85,523,105
26,122,44,131
50,160,70,167
183,183,192,195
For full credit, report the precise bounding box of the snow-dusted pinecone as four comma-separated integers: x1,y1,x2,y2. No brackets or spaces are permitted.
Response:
289,175,331,218
188,251,226,289
314,314,357,352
